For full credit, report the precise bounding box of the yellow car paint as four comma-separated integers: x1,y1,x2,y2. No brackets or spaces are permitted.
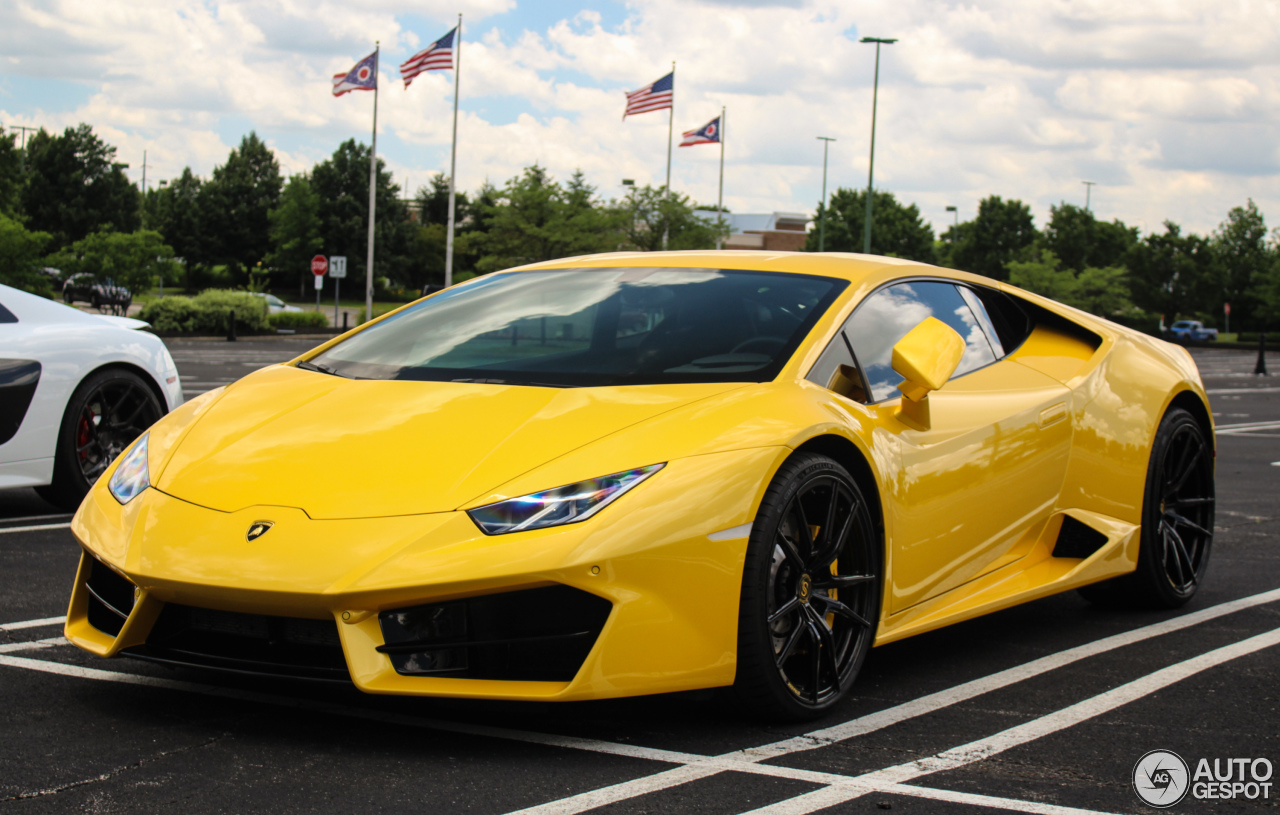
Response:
66,251,1214,703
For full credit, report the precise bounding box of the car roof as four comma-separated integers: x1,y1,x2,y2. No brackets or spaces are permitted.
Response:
506,250,998,292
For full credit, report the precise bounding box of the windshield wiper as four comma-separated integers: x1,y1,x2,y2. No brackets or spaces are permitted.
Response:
449,377,571,388
297,360,352,378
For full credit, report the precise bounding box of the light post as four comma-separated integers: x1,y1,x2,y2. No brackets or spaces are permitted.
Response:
860,36,896,255
945,205,958,246
1082,181,1096,212
817,136,835,252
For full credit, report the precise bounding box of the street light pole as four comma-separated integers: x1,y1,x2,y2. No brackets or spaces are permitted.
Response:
1082,181,1096,212
945,204,958,245
817,136,835,252
860,37,897,255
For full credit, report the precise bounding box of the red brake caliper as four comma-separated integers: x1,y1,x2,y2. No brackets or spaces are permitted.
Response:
77,407,96,462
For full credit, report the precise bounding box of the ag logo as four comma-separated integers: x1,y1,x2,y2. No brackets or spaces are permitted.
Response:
246,521,274,542
1134,750,1190,808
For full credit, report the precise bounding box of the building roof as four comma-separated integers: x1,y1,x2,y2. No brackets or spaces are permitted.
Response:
693,211,811,234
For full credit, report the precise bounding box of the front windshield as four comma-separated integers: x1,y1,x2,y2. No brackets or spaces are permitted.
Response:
306,267,846,387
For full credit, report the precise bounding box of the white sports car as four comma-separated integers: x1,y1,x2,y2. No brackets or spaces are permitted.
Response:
0,284,183,509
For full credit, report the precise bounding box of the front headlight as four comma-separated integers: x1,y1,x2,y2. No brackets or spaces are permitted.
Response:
467,463,664,535
108,433,150,505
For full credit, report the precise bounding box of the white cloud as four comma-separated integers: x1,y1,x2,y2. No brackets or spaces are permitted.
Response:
3,0,1280,240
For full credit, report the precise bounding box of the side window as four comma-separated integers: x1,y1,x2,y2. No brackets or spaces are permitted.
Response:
958,286,1005,357
968,286,1031,354
0,301,16,324
846,281,996,402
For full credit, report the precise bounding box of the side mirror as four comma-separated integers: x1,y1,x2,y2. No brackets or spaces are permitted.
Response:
891,317,964,427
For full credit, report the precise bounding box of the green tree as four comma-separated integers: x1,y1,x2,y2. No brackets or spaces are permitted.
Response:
0,213,53,295
1007,250,1078,305
45,228,180,301
805,188,936,263
0,130,23,218
416,173,469,227
21,124,140,248
310,139,411,294
1042,204,1138,272
1073,266,1133,316
266,173,323,295
150,168,210,290
943,196,1038,280
1212,200,1274,329
1125,222,1218,321
615,184,723,253
469,165,625,273
202,132,283,284
1008,249,1133,317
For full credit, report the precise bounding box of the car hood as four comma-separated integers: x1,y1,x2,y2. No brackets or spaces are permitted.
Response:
154,365,740,519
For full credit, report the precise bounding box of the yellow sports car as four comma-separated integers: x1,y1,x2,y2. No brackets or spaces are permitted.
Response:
66,252,1215,719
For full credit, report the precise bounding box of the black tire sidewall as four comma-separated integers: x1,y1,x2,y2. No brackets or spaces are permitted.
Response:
44,368,163,511
735,453,881,720
1132,408,1214,608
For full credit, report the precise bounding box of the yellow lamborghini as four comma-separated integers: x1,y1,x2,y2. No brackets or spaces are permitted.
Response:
66,252,1215,720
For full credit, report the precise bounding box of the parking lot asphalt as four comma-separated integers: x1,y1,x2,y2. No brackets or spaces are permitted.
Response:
0,343,1276,814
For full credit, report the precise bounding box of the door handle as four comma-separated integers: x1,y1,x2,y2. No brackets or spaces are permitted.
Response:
1039,402,1068,429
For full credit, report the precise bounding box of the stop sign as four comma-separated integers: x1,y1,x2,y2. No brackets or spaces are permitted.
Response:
311,255,328,276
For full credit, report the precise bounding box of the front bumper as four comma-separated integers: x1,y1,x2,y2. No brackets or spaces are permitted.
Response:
66,446,785,701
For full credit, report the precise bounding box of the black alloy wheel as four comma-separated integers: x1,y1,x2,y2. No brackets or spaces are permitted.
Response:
38,368,164,510
1080,407,1215,608
735,453,881,720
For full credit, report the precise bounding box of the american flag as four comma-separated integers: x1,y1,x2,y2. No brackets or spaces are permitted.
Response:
401,27,457,87
333,51,378,96
624,71,674,119
679,115,721,147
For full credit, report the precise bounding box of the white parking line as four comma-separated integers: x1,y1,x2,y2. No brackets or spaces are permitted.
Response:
738,625,1280,815
0,653,1120,815
0,513,73,525
0,616,64,631
3,589,1278,815
0,637,63,654
511,587,1280,813
0,523,71,535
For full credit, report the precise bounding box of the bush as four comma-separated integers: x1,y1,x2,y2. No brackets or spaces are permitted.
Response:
138,289,269,334
1106,311,1162,337
268,311,330,330
1236,332,1280,346
355,303,405,325
138,297,202,333
190,289,270,332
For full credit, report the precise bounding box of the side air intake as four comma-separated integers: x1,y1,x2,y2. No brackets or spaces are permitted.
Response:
1052,515,1109,559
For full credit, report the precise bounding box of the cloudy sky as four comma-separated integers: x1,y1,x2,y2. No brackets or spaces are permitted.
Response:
2,0,1278,238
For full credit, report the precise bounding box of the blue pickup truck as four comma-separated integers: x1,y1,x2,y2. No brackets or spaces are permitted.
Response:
1167,320,1219,341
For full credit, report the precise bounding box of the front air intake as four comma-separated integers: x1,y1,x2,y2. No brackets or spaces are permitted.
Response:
124,605,349,682
378,585,612,681
85,556,137,637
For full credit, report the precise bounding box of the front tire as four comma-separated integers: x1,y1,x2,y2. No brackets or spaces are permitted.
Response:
734,453,881,721
1079,407,1214,608
37,368,164,511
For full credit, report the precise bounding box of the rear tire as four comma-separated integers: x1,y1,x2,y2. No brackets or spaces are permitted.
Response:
1079,407,1214,609
37,368,164,511
734,453,881,721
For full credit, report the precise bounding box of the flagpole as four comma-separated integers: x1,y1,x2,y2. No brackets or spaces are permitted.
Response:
364,42,380,325
662,61,674,251
444,13,462,288
716,106,725,250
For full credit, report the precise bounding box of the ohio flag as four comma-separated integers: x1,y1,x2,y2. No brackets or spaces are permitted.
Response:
333,51,378,96
680,115,721,147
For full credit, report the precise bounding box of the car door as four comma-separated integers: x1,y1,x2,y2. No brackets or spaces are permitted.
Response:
813,279,1073,614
